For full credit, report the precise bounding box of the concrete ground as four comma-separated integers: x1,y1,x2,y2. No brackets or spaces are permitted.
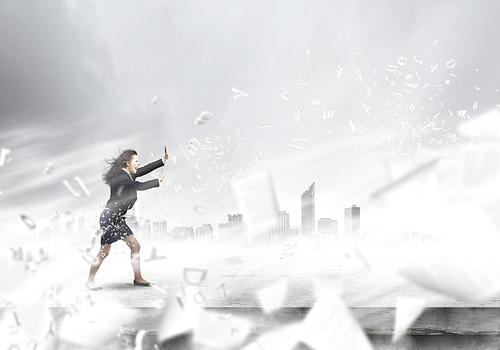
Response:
4,237,500,349
49,237,500,308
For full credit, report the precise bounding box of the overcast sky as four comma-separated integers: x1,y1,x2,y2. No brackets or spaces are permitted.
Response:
1,0,500,235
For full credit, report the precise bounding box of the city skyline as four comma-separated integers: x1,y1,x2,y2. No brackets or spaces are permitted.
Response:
9,184,360,244
2,182,445,246
3,178,362,240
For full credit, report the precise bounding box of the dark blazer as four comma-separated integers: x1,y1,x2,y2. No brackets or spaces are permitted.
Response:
105,159,164,215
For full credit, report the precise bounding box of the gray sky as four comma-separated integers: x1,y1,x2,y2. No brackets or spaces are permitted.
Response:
1,0,500,234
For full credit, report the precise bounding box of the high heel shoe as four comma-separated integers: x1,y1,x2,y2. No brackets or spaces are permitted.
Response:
133,280,154,287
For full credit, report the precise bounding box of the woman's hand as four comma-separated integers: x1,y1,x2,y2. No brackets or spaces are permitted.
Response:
162,145,169,162
159,167,165,182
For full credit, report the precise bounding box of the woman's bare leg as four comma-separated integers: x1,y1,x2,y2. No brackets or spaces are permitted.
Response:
86,244,111,289
122,234,149,283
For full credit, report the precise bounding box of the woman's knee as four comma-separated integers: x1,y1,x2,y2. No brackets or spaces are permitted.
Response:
99,245,111,258
130,240,141,253
123,234,141,252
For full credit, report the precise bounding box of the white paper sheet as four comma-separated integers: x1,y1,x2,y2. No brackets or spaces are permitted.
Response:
157,286,204,342
59,297,137,347
399,206,500,301
257,278,288,314
300,290,373,350
231,171,279,230
392,297,428,342
458,108,500,140
192,310,253,349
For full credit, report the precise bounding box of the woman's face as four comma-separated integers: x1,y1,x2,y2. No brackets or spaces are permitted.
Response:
126,154,140,174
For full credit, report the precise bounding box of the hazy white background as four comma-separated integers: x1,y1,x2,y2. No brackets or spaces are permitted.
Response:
1,0,499,236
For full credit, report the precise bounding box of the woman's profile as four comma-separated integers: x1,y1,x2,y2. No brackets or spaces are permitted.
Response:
86,146,168,290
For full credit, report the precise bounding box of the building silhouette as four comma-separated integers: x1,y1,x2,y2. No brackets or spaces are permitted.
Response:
318,218,338,238
344,204,361,241
141,219,151,241
218,214,246,241
301,183,315,237
152,220,168,242
171,226,195,240
196,224,214,241
277,211,290,240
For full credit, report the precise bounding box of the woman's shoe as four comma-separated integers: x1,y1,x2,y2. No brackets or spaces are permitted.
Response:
133,280,154,287
86,282,103,291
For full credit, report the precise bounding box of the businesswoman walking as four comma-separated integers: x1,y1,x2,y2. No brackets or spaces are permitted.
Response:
86,146,169,290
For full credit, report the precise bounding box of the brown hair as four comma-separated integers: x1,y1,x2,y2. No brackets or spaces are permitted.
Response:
102,149,137,185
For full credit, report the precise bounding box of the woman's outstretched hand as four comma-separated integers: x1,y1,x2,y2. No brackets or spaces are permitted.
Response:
159,167,165,182
162,145,169,162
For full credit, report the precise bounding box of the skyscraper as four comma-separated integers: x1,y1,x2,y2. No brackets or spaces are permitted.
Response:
152,220,168,242
345,204,361,241
277,210,290,240
301,183,315,237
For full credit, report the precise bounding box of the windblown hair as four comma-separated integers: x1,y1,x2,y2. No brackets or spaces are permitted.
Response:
102,149,137,185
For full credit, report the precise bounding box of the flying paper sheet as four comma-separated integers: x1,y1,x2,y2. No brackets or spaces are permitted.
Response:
231,171,279,229
157,286,204,342
370,157,439,203
256,278,289,314
300,289,373,350
346,246,372,273
459,143,500,193
59,298,137,348
192,310,253,350
399,206,500,301
0,247,37,296
16,294,53,342
458,108,500,140
392,297,428,342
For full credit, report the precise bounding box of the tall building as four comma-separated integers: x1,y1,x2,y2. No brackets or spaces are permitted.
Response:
344,204,361,241
161,220,168,239
227,214,243,225
196,224,213,241
318,218,337,235
301,183,315,237
218,214,246,241
277,211,290,240
142,219,151,241
152,220,168,242
289,227,301,237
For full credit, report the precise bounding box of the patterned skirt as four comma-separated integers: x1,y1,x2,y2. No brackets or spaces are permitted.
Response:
99,208,134,245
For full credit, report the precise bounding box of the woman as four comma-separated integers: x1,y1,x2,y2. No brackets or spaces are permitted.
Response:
86,146,168,290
